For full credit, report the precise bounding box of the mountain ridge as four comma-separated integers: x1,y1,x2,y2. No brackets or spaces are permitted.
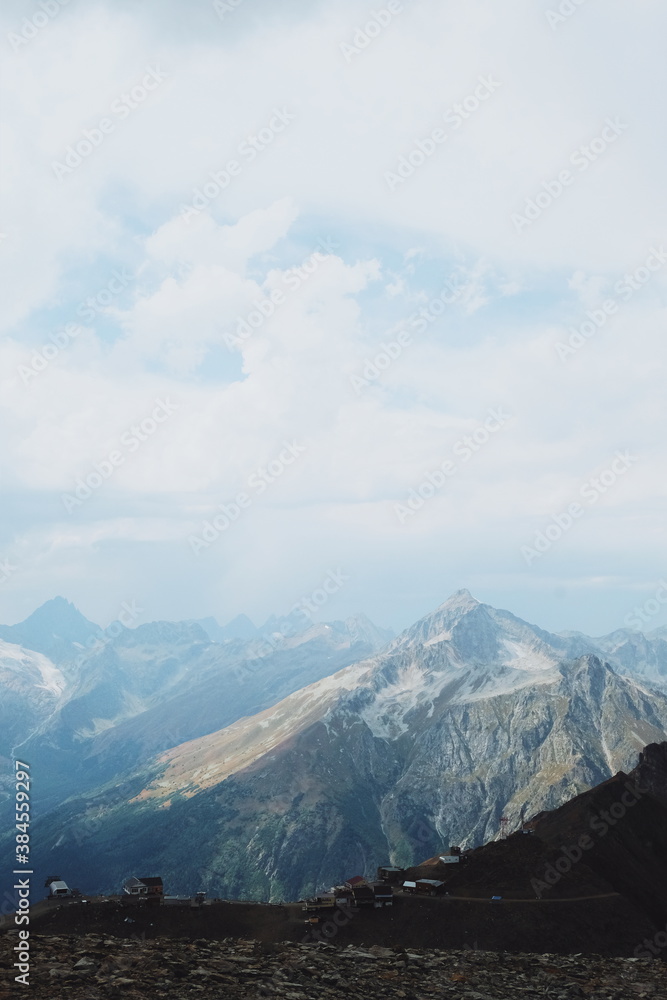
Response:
13,590,667,902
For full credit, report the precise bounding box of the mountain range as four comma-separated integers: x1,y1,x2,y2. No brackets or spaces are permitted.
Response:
0,598,392,815
3,590,667,902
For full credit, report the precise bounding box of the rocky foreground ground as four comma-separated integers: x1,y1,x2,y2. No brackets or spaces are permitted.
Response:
1,933,666,999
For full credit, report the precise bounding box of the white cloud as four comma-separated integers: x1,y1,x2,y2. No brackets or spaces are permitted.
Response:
1,0,666,635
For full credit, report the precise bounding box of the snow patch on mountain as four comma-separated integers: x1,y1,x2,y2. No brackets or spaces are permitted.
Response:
0,640,66,696
424,630,453,646
500,639,559,673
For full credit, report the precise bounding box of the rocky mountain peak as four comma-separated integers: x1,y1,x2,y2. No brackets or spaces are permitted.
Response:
439,587,480,610
223,613,261,640
397,589,485,648
18,596,94,635
342,613,394,648
434,590,496,646
0,596,98,663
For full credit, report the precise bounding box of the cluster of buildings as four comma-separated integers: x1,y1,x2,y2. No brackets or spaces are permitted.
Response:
377,847,464,896
45,874,205,907
123,875,206,906
46,847,468,915
302,849,465,916
302,875,393,914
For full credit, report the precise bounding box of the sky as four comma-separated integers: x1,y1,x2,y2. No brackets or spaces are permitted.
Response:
1,0,666,637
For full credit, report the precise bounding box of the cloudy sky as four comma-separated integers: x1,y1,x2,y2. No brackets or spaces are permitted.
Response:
1,0,666,636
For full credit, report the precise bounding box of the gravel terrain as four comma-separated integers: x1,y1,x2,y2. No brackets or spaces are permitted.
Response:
1,933,666,999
